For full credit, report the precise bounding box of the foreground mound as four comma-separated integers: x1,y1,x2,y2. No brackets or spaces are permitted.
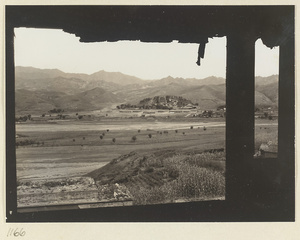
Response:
87,149,225,205
87,150,180,188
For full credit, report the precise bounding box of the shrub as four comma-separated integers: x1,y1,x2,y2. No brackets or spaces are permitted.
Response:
16,139,36,146
190,126,193,129
132,136,137,142
100,135,103,139
112,138,116,143
148,134,152,138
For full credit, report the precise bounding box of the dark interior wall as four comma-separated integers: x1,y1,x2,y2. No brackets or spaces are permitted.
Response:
5,5,295,222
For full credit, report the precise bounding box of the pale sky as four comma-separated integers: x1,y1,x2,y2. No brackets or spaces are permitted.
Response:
14,28,279,80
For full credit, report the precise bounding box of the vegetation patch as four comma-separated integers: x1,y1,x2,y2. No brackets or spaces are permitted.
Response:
87,149,225,205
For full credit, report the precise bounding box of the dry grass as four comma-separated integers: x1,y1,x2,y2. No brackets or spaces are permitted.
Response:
128,152,225,205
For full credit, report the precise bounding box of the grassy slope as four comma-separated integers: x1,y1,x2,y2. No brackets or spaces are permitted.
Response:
87,149,226,205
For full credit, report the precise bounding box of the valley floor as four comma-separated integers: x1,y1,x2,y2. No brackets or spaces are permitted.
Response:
15,117,277,208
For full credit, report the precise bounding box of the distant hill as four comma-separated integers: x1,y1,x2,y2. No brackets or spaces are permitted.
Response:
15,66,90,82
15,66,279,113
57,87,123,111
15,66,144,91
180,85,226,110
255,75,278,86
146,76,225,88
118,95,195,109
255,81,278,104
15,76,88,95
88,70,144,86
15,87,123,114
15,89,68,113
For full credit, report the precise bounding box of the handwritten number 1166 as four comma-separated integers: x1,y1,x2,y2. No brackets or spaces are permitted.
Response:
7,228,26,237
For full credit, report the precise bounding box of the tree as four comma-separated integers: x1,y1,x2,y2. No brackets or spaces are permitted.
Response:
100,135,103,139
175,130,178,133
112,138,116,143
132,136,137,142
203,126,207,131
138,129,141,133
107,129,109,132
148,134,152,138
190,126,193,129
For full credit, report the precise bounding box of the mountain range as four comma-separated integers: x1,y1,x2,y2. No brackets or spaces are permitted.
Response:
14,66,278,114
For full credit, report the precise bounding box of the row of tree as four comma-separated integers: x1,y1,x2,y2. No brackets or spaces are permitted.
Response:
15,115,31,122
49,108,64,113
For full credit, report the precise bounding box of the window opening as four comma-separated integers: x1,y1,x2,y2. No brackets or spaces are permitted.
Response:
14,28,227,209
254,39,279,159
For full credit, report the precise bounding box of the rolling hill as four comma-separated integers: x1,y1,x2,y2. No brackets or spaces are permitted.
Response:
15,66,278,114
15,89,68,113
15,87,123,113
57,87,123,111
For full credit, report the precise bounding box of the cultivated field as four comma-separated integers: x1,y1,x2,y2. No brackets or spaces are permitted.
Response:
16,118,226,179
